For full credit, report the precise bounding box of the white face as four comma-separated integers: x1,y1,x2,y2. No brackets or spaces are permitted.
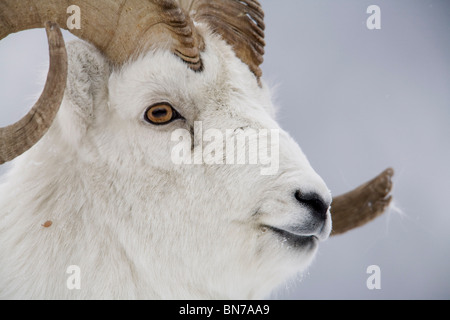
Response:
62,28,332,298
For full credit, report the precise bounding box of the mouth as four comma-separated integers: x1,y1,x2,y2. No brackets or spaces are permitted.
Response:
263,225,319,249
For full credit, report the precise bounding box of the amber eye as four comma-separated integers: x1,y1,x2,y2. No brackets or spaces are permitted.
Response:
144,103,179,125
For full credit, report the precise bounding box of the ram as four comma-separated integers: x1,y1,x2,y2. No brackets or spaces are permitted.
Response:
0,0,393,299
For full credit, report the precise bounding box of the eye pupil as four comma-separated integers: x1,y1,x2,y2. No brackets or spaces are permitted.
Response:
152,108,168,118
145,103,177,125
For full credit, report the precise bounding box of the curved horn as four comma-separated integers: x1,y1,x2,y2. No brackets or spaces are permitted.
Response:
0,22,67,165
0,0,204,164
0,0,204,67
331,168,394,236
179,0,265,81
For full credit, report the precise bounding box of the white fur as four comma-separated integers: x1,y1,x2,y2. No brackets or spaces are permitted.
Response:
0,25,331,299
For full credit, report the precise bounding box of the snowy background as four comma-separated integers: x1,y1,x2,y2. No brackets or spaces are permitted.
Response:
1,0,449,299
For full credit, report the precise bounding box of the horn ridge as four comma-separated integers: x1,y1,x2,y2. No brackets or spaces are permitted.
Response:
181,0,265,81
0,22,67,164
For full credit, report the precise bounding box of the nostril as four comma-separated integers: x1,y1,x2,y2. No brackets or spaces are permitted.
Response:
295,190,329,221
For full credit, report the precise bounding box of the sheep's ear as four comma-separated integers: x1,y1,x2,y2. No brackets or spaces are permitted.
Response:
57,40,110,146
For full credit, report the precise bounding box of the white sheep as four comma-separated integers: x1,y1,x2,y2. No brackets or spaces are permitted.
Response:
0,0,393,299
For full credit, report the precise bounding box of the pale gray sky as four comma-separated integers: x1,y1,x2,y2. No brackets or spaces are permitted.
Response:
1,0,449,299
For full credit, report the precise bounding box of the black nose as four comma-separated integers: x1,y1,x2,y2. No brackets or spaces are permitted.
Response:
295,191,329,221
